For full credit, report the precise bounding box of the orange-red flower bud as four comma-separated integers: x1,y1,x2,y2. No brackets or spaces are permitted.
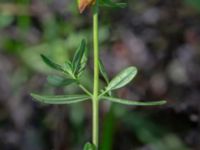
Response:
78,0,96,13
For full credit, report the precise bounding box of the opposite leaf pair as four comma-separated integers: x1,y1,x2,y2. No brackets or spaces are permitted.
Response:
31,38,166,106
31,93,166,106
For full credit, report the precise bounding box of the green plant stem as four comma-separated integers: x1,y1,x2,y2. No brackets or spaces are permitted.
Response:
92,1,99,148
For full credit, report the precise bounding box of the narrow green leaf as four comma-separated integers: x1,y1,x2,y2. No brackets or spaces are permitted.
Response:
99,59,112,96
31,93,90,104
78,47,88,77
64,61,73,75
72,39,86,75
99,59,109,84
102,96,167,106
100,0,127,8
84,142,96,150
106,67,137,91
41,54,64,72
47,75,76,87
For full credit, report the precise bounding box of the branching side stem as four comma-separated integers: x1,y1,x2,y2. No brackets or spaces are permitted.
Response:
78,84,92,96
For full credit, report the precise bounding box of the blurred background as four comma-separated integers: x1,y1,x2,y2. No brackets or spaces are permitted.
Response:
0,0,200,150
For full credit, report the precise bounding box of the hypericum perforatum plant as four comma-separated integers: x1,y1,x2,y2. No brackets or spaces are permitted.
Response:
31,0,166,149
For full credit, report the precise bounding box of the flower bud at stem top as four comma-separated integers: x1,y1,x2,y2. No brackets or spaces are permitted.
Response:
78,0,96,13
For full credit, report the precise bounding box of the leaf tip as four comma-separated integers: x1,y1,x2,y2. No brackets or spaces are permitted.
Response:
158,100,167,105
30,93,36,98
40,54,48,63
40,54,45,59
81,38,87,45
30,93,39,102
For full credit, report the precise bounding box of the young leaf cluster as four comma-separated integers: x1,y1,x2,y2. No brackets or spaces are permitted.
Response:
39,39,88,88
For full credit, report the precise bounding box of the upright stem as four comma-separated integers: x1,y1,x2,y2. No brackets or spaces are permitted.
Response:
92,0,99,148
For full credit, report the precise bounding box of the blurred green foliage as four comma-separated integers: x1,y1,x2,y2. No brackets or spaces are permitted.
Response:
0,13,14,28
185,0,200,11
